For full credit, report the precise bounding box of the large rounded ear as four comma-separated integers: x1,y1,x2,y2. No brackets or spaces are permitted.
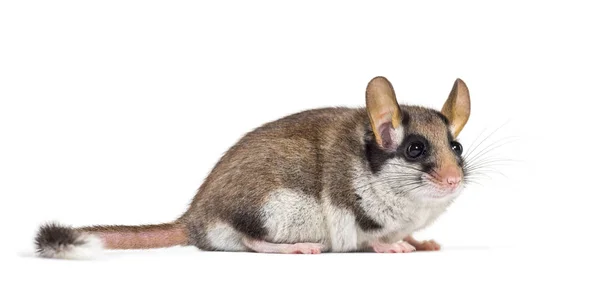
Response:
366,76,402,151
442,78,471,137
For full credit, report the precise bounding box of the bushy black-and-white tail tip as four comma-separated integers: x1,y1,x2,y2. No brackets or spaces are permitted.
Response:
35,223,103,259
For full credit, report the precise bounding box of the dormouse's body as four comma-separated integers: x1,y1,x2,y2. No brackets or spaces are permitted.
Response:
36,77,472,258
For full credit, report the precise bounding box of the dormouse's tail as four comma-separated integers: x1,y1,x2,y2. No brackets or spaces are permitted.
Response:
34,221,188,259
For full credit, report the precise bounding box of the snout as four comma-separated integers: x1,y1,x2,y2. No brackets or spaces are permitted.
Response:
427,165,463,192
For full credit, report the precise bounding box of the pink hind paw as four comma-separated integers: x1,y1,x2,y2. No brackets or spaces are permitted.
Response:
371,241,416,253
288,243,324,254
242,237,324,254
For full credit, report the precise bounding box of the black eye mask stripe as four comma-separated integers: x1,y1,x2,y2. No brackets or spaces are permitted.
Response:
401,109,410,126
365,133,435,174
365,134,395,174
447,130,455,143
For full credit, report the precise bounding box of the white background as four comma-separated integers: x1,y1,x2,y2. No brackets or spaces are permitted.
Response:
1,1,598,293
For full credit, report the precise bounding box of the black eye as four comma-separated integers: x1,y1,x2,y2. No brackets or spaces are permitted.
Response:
451,141,463,155
406,141,426,159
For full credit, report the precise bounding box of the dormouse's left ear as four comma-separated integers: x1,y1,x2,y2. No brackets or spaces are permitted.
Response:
441,78,471,137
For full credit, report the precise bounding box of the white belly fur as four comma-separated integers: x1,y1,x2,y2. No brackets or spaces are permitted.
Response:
261,188,329,245
207,183,451,252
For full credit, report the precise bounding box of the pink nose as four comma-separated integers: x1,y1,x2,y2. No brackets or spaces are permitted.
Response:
446,176,461,186
436,166,462,188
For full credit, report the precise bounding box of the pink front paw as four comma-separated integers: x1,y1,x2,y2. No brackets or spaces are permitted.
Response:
371,241,416,253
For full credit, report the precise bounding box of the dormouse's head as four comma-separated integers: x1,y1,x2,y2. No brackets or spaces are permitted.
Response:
364,76,471,200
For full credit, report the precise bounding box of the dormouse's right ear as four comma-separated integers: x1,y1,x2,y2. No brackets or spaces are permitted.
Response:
441,78,471,137
366,76,402,151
